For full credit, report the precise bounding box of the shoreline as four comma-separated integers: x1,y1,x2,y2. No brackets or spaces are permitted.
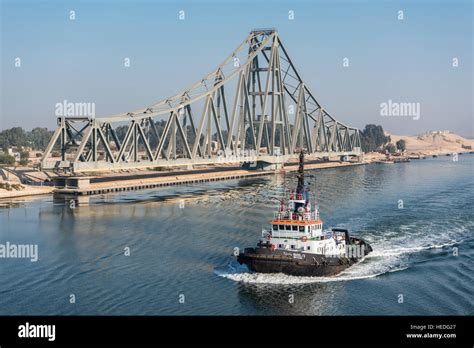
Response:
53,161,365,196
1,151,472,199
363,148,474,162
0,161,364,199
0,186,54,199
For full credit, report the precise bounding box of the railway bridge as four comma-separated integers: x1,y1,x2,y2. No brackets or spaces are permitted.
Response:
41,29,361,174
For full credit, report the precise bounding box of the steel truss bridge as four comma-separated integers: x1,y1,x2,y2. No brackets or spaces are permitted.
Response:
41,29,361,173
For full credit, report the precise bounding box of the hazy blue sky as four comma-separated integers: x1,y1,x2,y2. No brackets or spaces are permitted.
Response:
1,0,472,136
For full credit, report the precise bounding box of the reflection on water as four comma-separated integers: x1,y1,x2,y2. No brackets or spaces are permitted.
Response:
0,156,473,315
237,281,343,315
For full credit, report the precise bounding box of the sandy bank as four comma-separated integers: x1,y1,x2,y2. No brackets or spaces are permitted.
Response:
0,185,54,199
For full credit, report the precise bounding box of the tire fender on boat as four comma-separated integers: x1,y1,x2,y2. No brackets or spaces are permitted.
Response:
312,257,320,266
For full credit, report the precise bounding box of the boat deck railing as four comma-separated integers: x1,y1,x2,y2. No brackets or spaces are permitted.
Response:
273,211,319,221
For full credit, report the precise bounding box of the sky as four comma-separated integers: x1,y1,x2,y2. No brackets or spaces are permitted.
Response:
1,0,472,137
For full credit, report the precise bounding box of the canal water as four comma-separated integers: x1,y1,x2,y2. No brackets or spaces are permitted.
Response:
0,155,473,315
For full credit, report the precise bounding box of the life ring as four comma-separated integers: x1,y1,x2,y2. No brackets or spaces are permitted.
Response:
265,233,272,241
301,236,307,242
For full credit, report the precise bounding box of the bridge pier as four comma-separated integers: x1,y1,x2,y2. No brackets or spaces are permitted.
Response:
53,176,91,190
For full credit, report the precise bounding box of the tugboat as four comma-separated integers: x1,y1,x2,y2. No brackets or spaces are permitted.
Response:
237,151,372,277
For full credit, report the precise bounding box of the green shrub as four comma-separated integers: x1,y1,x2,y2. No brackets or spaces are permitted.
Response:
0,153,15,165
396,139,406,152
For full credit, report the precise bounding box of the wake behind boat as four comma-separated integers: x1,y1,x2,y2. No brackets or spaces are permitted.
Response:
237,151,372,277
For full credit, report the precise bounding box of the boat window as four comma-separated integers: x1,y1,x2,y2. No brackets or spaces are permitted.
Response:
272,225,278,230
307,246,311,250
279,225,284,230
278,244,282,248
292,225,298,231
299,226,305,232
285,225,291,231
291,245,295,249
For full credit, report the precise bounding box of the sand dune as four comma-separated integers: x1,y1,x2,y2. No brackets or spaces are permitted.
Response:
388,131,474,156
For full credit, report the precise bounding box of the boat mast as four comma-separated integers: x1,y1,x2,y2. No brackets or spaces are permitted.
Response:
296,150,305,195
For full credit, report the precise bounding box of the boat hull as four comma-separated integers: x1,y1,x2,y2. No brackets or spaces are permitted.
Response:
237,237,372,277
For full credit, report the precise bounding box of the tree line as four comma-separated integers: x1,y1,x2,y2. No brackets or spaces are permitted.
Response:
0,127,54,165
0,124,406,165
360,124,406,153
0,127,54,152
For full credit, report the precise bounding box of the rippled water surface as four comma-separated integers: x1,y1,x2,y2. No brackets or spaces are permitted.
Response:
0,155,473,315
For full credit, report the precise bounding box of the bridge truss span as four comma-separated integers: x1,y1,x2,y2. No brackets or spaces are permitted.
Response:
41,29,361,173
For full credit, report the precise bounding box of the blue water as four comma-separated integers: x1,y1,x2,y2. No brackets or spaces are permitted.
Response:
0,155,473,315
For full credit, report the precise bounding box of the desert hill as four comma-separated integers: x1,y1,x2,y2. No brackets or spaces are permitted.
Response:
388,131,474,156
